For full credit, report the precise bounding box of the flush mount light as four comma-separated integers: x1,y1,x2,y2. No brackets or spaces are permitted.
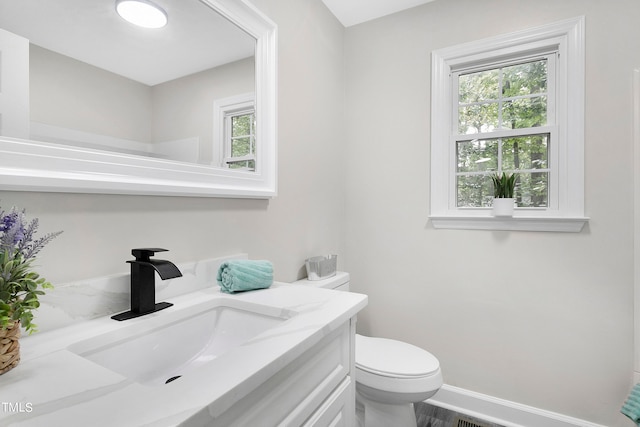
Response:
116,0,168,29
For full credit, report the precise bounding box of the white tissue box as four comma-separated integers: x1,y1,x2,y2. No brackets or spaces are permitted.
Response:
305,255,337,281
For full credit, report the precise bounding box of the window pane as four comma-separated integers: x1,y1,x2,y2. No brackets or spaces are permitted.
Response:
232,114,252,137
502,134,549,170
457,174,494,207
515,172,548,207
502,96,547,129
459,69,499,103
229,160,255,170
502,60,547,98
232,137,251,157
457,138,499,173
458,103,499,134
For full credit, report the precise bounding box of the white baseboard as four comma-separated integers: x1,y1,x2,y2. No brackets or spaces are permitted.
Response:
426,384,608,427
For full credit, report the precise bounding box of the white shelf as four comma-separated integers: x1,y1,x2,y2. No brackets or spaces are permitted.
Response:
430,216,589,232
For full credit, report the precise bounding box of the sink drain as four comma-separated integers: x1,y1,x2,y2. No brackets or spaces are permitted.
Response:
165,375,182,384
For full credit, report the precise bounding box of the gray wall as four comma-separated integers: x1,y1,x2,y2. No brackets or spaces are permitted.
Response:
344,1,638,426
30,44,153,142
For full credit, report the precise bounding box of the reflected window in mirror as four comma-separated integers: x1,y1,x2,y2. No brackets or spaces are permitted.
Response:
226,111,256,171
214,93,256,171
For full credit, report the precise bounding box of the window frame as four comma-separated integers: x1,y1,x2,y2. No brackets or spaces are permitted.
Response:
429,16,587,232
224,107,256,170
213,92,256,170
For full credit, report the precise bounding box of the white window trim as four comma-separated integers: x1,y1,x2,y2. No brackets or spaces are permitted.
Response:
430,16,588,232
213,92,255,169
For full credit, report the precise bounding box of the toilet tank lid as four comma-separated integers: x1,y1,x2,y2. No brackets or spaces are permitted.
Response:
293,271,349,289
356,335,440,378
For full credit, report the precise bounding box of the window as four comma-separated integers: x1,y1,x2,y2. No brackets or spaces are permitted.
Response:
225,108,256,170
455,56,554,208
213,93,256,171
430,17,587,232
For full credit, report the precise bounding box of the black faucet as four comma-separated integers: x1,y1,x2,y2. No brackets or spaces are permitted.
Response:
111,248,182,321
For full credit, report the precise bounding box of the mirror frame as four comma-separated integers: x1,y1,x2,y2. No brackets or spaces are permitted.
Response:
0,0,277,198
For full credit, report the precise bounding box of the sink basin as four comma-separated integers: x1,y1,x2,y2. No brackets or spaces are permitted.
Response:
68,298,293,386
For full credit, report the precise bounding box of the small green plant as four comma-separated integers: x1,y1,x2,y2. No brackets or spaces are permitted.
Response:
491,172,516,199
0,207,62,334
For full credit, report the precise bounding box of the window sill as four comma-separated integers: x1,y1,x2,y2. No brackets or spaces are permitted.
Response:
429,215,589,232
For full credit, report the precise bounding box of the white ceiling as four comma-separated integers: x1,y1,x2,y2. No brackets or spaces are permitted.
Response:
321,0,436,27
0,0,255,86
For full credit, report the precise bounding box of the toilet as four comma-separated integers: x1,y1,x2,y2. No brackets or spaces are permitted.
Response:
293,272,443,427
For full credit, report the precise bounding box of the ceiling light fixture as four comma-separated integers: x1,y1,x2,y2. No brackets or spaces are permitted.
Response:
116,0,168,29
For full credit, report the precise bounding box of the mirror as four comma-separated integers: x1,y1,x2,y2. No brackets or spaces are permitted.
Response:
0,0,277,197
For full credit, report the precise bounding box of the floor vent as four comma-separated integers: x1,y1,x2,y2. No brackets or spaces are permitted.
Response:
453,415,492,427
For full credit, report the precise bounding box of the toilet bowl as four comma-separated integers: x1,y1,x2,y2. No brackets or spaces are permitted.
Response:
292,272,443,427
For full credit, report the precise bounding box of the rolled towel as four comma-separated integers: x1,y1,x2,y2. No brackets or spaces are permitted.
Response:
621,383,640,423
216,260,273,294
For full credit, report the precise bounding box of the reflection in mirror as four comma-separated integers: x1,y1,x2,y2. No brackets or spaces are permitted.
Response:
0,0,256,169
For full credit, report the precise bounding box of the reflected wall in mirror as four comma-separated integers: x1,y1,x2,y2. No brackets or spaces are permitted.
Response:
0,0,277,197
0,0,255,167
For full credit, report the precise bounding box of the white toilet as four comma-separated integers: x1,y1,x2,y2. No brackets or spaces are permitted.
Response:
293,272,443,427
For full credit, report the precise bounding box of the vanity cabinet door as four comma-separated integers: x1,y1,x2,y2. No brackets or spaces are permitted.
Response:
204,320,353,426
302,377,353,427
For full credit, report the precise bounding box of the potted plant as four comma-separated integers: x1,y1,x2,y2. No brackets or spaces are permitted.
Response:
491,172,516,216
0,206,62,374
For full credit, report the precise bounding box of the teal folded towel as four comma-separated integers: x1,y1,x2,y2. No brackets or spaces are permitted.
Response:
621,383,640,423
216,260,273,294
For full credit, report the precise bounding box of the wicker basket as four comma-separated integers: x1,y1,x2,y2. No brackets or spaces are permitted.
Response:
0,321,20,375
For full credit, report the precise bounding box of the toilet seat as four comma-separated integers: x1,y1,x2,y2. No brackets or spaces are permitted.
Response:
354,334,443,398
355,335,440,379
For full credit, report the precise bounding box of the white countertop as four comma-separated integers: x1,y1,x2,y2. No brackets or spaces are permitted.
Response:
0,283,367,426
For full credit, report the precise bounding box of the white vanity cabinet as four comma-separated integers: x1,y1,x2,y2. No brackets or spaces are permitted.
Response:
189,317,357,427
0,279,366,427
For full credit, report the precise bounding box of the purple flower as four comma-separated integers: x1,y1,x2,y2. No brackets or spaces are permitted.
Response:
0,206,61,261
0,211,18,233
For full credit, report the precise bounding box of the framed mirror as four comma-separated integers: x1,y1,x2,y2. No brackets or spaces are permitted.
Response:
0,0,277,198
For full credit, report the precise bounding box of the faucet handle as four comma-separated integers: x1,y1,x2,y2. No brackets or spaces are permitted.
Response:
131,248,168,262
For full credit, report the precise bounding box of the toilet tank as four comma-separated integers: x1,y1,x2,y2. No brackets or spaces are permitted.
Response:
293,271,350,291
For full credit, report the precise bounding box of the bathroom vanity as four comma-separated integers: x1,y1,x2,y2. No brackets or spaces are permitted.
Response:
0,280,367,426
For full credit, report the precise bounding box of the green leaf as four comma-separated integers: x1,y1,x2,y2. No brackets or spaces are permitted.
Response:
491,172,516,198
25,279,38,292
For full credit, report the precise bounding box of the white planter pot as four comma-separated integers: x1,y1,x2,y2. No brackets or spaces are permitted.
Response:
492,198,515,217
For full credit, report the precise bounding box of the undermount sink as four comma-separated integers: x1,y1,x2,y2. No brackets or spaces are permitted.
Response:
68,298,293,386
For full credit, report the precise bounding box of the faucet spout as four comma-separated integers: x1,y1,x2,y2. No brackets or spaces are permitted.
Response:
135,259,182,280
111,248,182,321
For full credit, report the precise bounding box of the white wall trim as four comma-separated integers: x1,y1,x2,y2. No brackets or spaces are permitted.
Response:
633,69,640,381
427,384,608,427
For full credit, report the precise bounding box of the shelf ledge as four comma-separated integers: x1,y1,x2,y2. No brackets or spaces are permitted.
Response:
429,216,589,233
